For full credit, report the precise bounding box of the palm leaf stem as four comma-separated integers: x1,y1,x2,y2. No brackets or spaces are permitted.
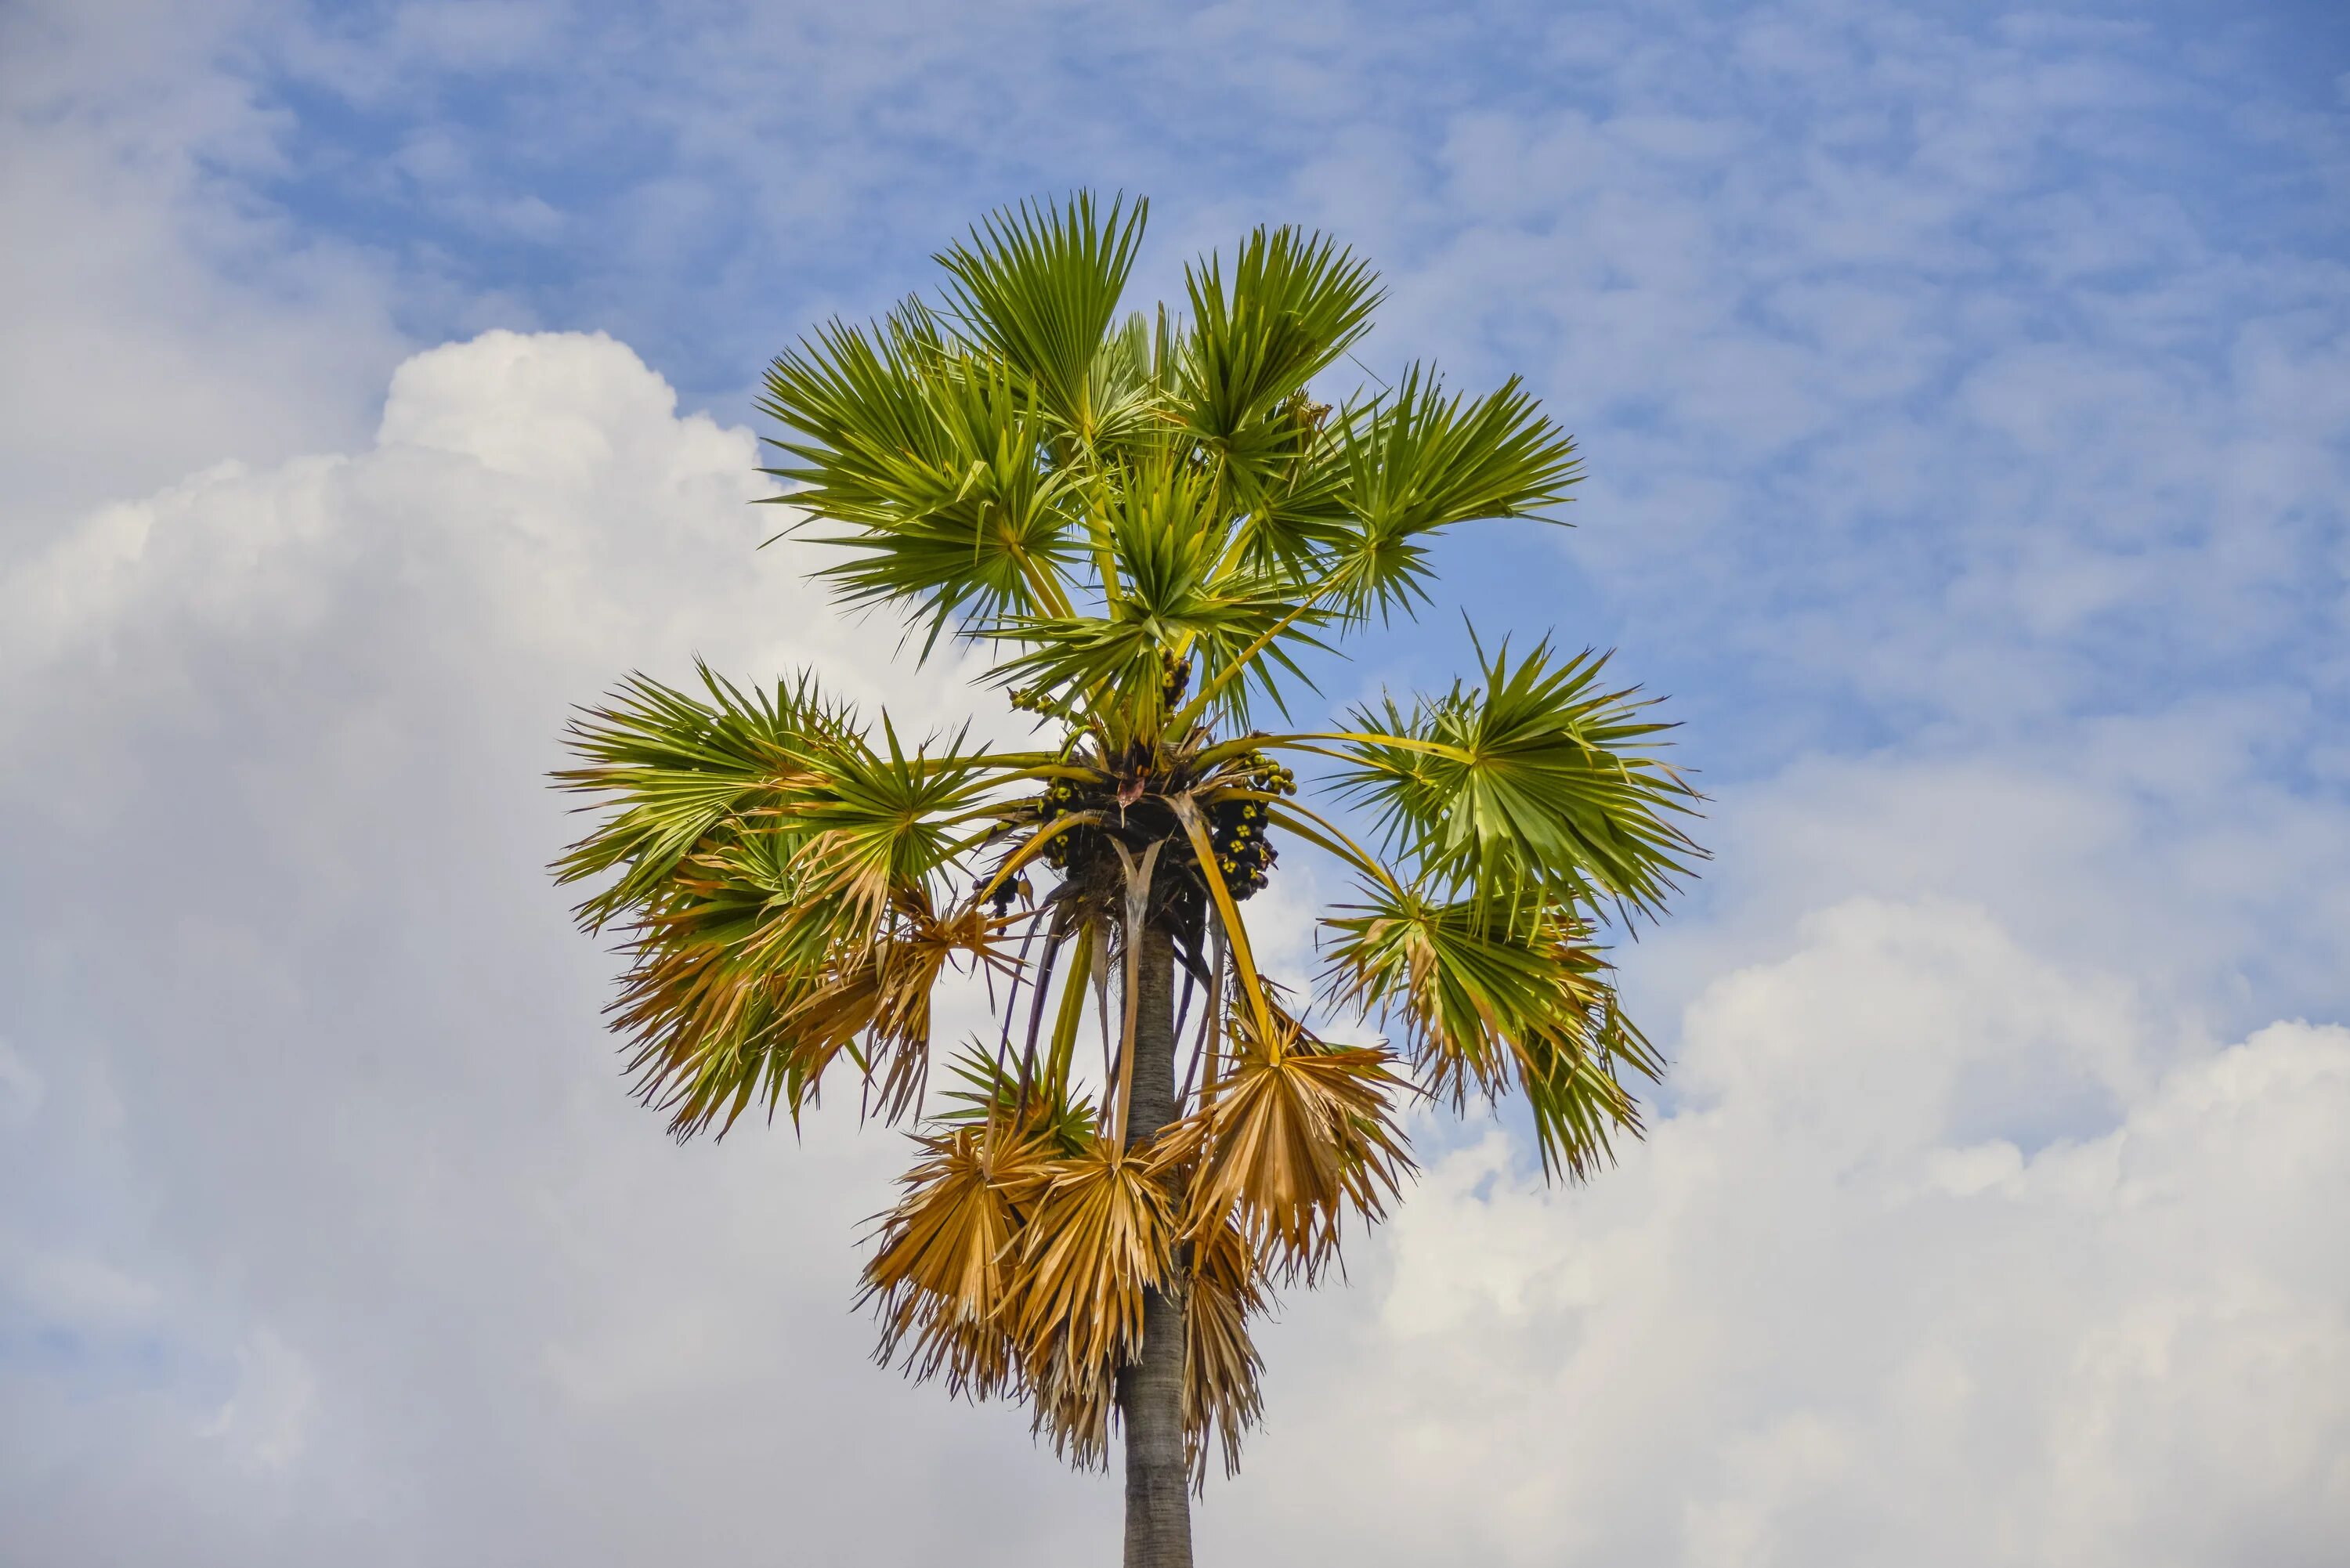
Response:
1173,923,1220,1115
1036,923,1094,1115
1091,920,1115,1125
1258,800,1405,893
1172,797,1275,1048
1079,469,1123,612
1015,542,1077,620
989,914,1050,1129
974,811,1104,908
1171,957,1197,1068
1199,919,1227,1111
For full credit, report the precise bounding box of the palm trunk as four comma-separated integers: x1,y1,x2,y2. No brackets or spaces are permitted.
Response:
1117,914,1192,1567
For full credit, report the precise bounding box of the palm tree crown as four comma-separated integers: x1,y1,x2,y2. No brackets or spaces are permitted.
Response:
553,192,1699,1552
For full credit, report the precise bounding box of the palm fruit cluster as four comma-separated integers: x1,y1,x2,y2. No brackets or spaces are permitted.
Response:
1159,651,1191,714
982,870,1032,916
1033,777,1084,873
1205,750,1296,901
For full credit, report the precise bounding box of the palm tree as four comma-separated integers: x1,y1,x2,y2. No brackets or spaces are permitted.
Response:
552,193,1698,1567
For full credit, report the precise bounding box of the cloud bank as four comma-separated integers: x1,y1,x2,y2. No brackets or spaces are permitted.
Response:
3,332,2343,1564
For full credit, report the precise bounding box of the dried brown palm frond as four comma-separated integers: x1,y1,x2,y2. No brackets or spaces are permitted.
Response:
1183,1212,1269,1483
1169,1002,1414,1284
859,1118,1057,1399
1025,1337,1119,1472
1011,1137,1181,1378
784,894,1018,1125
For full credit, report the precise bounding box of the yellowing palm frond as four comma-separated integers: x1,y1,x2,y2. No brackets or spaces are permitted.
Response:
782,894,1015,1125
611,880,1009,1137
1026,1338,1120,1472
1321,883,1664,1181
1167,1003,1412,1284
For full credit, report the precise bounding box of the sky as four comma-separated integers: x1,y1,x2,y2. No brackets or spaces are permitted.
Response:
2,1,2348,1563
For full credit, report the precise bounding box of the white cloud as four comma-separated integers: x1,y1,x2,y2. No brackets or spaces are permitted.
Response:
0,330,1091,1565
204,1330,318,1474
0,0,410,548
1651,711,2350,1044
7,1252,157,1328
1213,902,2350,1566
0,1038,42,1125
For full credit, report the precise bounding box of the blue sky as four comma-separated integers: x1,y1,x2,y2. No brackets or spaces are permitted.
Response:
4,2,2348,1563
217,0,2349,773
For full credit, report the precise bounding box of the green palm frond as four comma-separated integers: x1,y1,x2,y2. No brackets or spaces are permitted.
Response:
1179,226,1379,461
552,661,853,930
556,670,1020,1135
1215,396,1358,581
1516,978,1662,1183
760,323,1083,645
991,456,1331,734
1321,880,1661,1181
1328,365,1582,618
1083,306,1182,459
788,714,1004,923
1329,635,1701,913
936,192,1150,446
935,1039,1096,1151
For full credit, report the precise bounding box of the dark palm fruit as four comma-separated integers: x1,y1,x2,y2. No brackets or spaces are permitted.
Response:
978,854,1031,913
1206,785,1278,900
1035,781,1083,871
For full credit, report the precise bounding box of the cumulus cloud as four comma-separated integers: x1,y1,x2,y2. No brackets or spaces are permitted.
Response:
1224,901,2350,1566
0,0,410,545
2,331,2343,1566
0,331,1102,1566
